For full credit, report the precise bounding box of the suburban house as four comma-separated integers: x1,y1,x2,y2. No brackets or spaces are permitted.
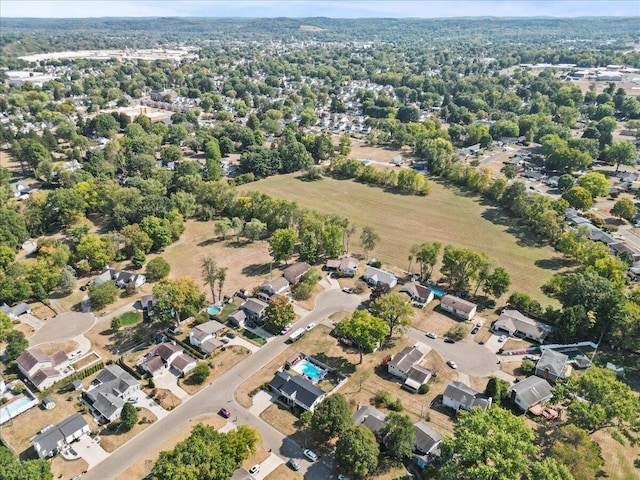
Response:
388,345,427,380
492,310,552,343
535,349,570,382
139,294,158,321
509,376,554,412
337,257,358,277
268,371,326,412
227,309,247,328
261,277,290,296
443,381,492,412
352,405,388,443
403,365,433,393
238,298,269,324
0,302,31,320
95,267,146,290
283,262,311,284
10,179,31,199
399,282,435,308
31,413,90,459
16,348,72,391
189,320,226,347
440,295,477,321
362,266,398,288
141,342,197,377
414,421,443,467
84,365,140,422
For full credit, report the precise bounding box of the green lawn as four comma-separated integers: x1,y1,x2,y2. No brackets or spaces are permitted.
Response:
244,174,564,305
117,311,142,327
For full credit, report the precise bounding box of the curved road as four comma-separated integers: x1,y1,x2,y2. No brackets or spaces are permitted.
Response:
85,288,361,480
28,312,95,346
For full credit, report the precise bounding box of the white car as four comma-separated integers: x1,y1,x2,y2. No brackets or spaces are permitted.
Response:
426,332,437,339
342,287,353,294
338,475,351,480
447,360,458,369
249,464,261,475
498,335,507,342
303,449,318,461
306,322,316,331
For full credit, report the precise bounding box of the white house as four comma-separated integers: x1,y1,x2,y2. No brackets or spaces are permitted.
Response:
399,282,435,308
31,413,90,459
0,302,31,320
362,267,398,288
261,277,290,296
188,320,227,348
84,365,140,422
16,348,72,391
141,343,197,377
492,310,552,344
95,267,146,290
440,295,477,320
388,345,426,380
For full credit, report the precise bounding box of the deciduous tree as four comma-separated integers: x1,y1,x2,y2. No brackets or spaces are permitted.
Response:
370,292,413,339
88,280,119,310
145,257,171,282
382,413,416,460
336,425,379,480
153,277,206,323
311,394,352,439
359,226,379,260
120,402,138,431
269,228,296,265
335,310,388,364
264,295,295,334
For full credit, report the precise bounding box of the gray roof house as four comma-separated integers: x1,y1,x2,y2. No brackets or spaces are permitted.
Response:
31,413,90,459
189,320,227,347
535,349,570,382
228,309,247,328
95,267,146,290
352,405,388,443
414,421,443,467
403,365,433,393
509,376,553,412
492,310,552,343
388,345,426,380
84,365,140,422
443,381,492,412
268,371,326,412
399,282,435,307
440,295,477,321
362,267,398,288
0,302,31,320
338,257,358,277
262,277,290,296
283,262,311,284
240,298,269,323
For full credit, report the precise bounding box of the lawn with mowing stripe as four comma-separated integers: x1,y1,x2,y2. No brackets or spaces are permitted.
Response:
244,174,564,305
117,311,142,327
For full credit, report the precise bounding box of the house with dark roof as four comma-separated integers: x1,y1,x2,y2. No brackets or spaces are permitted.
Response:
352,405,388,443
400,282,435,308
84,365,139,422
31,413,90,459
239,298,269,323
0,302,31,320
362,266,398,288
141,343,197,377
388,345,427,380
535,349,570,382
443,381,492,412
261,277,290,296
492,310,552,343
95,267,146,290
283,262,311,284
268,371,326,411
414,421,443,467
440,295,477,320
403,365,433,393
16,348,71,391
509,376,553,412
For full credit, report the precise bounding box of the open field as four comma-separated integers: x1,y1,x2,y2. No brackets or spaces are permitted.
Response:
592,429,640,480
245,174,562,304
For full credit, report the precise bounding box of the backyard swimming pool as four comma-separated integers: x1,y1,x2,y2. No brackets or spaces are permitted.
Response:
0,396,36,424
291,359,327,383
206,305,222,316
428,286,445,297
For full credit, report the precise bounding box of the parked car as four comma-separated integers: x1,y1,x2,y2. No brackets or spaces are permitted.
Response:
126,397,137,403
218,408,231,418
227,332,236,339
426,332,437,339
280,324,293,335
342,287,353,294
306,322,316,331
338,475,351,480
287,459,300,471
249,464,261,475
303,449,318,461
471,327,479,335
523,354,539,361
498,335,507,342
447,360,458,369
236,289,249,299
444,337,456,344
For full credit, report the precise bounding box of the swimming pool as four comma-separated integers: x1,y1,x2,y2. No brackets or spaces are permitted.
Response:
428,286,445,297
291,359,327,383
206,305,222,316
0,396,36,424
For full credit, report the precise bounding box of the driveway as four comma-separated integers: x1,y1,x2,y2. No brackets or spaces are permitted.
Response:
227,335,260,353
483,333,505,353
76,435,110,468
29,312,95,346
129,389,171,420
154,372,190,400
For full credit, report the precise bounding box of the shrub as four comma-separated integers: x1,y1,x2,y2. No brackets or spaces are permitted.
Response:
374,390,393,406
148,378,156,388
12,381,25,394
388,399,404,411
520,359,535,376
418,384,430,395
145,257,171,282
120,403,138,431
190,363,210,385
445,324,467,341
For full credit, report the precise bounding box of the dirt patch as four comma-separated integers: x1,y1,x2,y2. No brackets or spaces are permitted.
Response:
499,362,522,377
178,346,251,395
28,302,57,320
502,337,536,352
412,304,463,337
144,388,182,410
469,376,491,394
50,455,89,480
265,463,303,480
114,414,225,480
38,339,80,356
98,408,158,452
14,322,36,338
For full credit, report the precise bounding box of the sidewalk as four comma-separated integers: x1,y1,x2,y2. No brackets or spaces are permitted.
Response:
253,453,285,480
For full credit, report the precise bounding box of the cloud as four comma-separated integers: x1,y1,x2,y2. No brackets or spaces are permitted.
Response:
2,0,638,18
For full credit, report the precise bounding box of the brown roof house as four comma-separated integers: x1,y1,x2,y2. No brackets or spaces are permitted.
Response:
440,295,477,320
400,282,435,308
16,348,72,391
283,262,311,284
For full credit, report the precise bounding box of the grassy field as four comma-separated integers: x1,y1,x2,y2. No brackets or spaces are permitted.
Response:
244,174,563,304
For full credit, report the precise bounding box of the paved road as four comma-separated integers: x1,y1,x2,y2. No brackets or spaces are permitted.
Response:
84,288,360,480
28,311,95,346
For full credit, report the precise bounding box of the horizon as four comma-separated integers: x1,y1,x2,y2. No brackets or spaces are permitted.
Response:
2,1,639,19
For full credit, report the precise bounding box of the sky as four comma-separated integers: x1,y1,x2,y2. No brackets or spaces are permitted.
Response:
2,1,638,19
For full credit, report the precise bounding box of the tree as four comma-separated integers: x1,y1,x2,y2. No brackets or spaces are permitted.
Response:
439,407,538,480
153,277,206,323
5,330,28,361
575,172,609,198
335,310,388,364
202,256,218,303
530,459,575,480
610,198,635,222
0,312,12,340
75,234,116,271
557,174,575,192
605,140,637,173
0,446,53,480
562,186,593,211
214,218,232,240
551,425,601,480
269,228,296,265
322,224,344,258
264,296,295,334
145,257,171,282
299,233,320,264
111,316,122,331
566,366,639,433
382,413,416,460
336,426,379,480
120,402,138,431
359,226,379,260
242,218,266,242
482,267,511,299
485,376,510,401
339,133,351,155
191,363,210,385
397,106,420,123
88,280,119,310
311,394,352,439
121,224,153,257
370,292,414,339
441,245,489,290
520,359,536,376
58,265,77,294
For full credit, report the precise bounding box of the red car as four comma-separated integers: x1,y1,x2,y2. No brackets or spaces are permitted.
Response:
219,408,231,418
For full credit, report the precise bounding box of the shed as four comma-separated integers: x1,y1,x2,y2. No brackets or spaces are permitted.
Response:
42,396,56,410
72,380,83,391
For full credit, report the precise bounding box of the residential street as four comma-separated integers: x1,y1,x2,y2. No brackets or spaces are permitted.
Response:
84,287,360,480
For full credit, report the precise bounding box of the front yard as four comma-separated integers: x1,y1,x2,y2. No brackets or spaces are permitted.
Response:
98,407,158,452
